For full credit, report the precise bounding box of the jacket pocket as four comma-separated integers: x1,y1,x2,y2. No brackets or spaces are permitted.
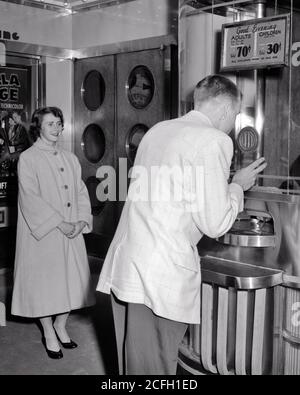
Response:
173,246,200,273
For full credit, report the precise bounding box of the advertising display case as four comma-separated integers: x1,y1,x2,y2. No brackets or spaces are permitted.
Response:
0,53,40,269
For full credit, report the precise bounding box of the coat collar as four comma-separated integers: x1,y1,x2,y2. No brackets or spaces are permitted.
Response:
34,138,59,152
182,110,214,127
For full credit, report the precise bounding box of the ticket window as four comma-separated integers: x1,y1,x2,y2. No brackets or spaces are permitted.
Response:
179,0,299,190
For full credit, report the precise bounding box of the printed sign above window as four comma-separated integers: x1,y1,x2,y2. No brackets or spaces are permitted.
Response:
220,14,290,71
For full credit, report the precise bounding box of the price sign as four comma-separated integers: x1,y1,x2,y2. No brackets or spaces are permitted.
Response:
220,14,290,71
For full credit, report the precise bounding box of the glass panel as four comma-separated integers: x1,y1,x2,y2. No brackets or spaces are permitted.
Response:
127,66,155,109
81,123,105,163
0,59,34,178
85,176,106,216
82,70,105,111
126,124,148,164
179,0,296,188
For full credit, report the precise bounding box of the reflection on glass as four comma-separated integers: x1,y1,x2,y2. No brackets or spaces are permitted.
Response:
81,124,105,163
127,66,155,109
82,70,105,111
126,124,148,164
0,110,30,179
85,176,106,216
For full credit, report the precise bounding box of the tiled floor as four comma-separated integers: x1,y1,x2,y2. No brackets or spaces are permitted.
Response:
0,261,119,375
0,293,118,375
0,259,190,376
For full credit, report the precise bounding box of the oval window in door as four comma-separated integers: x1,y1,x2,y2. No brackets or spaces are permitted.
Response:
81,124,106,164
82,70,105,111
126,66,155,109
126,124,148,164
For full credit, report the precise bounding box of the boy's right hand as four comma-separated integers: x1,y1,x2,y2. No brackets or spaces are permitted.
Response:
232,157,267,191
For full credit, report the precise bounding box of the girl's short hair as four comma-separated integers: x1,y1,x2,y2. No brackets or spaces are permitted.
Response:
29,107,64,142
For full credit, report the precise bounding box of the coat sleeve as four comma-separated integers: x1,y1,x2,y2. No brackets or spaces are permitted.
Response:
17,154,64,241
74,157,93,233
190,136,244,239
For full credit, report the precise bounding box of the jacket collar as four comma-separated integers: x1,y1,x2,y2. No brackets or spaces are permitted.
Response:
34,138,59,152
182,110,214,127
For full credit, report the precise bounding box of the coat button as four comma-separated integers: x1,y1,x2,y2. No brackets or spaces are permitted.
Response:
53,151,58,156
67,202,71,207
64,185,68,190
60,168,64,172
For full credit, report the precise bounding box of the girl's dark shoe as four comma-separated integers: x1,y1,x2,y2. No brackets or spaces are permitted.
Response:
54,328,78,349
42,337,63,359
60,339,78,349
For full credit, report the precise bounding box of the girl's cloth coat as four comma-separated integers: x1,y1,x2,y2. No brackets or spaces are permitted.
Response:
11,138,94,318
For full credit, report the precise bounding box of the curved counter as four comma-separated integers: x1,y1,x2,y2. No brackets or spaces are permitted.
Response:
201,256,283,290
178,254,300,375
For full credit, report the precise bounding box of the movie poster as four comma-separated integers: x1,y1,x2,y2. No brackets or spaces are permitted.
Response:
0,66,29,114
0,66,30,187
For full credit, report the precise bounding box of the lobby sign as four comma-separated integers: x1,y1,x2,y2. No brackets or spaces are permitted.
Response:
220,14,290,71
